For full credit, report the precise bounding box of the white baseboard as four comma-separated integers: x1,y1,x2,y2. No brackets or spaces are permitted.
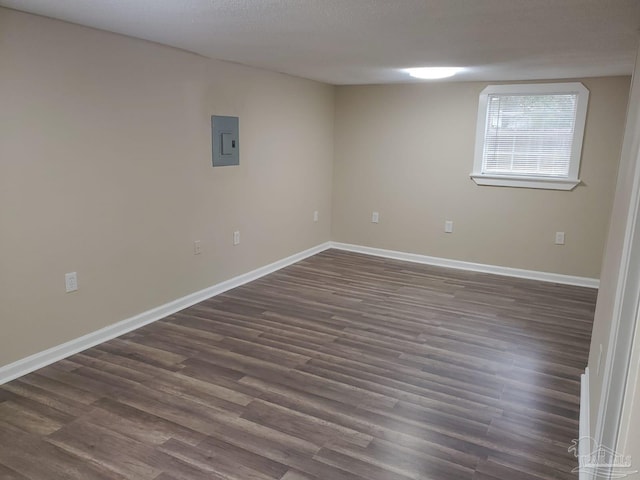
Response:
330,242,600,288
0,242,332,385
0,240,598,385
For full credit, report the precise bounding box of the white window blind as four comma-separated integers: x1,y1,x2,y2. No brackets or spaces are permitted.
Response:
483,93,578,177
471,83,589,190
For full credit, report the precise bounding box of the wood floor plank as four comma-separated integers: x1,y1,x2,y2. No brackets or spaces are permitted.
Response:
0,249,595,479
195,435,291,479
317,435,478,480
0,420,127,480
0,400,67,436
46,419,163,479
159,438,282,480
240,399,374,448
89,397,206,446
0,463,30,480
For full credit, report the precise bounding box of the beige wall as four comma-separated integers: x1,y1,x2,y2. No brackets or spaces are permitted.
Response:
0,8,334,367
332,78,629,278
0,7,631,378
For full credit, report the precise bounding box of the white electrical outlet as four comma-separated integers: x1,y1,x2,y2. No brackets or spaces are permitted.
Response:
372,211,379,223
313,210,319,222
444,220,454,233
233,231,240,246
555,231,566,245
65,272,78,293
194,240,202,255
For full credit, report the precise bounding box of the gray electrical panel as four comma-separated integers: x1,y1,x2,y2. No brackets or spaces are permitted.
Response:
211,115,239,167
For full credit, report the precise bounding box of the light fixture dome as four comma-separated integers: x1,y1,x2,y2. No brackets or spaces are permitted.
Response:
404,67,464,80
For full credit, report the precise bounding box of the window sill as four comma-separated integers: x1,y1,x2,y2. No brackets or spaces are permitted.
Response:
470,174,580,191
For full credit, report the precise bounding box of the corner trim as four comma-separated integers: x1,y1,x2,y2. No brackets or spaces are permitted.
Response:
330,242,599,288
579,367,592,480
0,242,332,385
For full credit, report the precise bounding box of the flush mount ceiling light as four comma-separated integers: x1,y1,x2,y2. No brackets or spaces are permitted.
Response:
404,67,464,79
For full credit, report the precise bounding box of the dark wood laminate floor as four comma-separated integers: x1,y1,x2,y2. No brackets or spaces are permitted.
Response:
0,249,596,480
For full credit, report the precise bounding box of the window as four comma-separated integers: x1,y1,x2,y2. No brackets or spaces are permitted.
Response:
471,82,589,190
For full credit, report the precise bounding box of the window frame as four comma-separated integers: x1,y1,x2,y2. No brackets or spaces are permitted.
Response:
470,82,589,191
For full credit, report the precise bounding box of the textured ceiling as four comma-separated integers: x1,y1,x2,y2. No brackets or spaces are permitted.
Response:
1,0,639,84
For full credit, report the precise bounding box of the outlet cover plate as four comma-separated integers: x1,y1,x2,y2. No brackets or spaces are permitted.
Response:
65,272,78,292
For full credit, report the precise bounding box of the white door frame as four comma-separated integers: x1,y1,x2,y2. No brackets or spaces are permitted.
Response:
594,46,640,477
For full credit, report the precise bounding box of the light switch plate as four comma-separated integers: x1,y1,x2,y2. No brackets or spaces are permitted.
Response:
445,220,454,233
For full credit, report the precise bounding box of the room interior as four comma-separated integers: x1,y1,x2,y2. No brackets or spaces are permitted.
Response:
2,1,640,479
